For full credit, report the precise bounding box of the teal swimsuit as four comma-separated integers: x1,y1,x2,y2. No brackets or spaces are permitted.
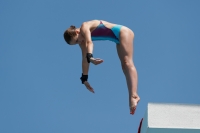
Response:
91,21,122,44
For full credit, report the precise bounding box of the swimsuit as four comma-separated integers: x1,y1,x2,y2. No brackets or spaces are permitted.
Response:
91,21,122,44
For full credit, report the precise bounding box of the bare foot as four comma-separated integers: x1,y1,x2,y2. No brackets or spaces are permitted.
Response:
129,95,140,115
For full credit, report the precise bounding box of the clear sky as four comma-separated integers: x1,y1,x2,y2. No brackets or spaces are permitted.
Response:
1,0,200,133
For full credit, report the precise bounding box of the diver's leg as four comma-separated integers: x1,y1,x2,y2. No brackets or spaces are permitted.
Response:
116,27,140,115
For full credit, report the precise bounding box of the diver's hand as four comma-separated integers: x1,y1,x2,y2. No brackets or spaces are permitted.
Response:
84,81,95,93
90,58,103,65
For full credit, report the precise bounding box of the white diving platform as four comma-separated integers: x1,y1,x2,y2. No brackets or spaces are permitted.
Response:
140,103,200,133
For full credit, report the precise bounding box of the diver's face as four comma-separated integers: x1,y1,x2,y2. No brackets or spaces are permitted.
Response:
69,34,79,45
69,29,84,45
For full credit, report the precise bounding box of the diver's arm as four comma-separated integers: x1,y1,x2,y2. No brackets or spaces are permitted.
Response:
79,42,94,93
80,22,94,54
79,42,89,75
80,22,103,65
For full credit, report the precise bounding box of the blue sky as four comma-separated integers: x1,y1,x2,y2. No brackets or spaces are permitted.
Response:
1,0,200,133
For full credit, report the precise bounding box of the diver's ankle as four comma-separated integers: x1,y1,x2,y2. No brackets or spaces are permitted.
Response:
130,93,139,98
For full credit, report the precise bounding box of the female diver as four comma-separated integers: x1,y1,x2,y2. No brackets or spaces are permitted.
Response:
63,20,140,115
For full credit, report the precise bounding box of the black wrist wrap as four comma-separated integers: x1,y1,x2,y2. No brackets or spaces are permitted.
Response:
86,53,93,63
80,73,88,84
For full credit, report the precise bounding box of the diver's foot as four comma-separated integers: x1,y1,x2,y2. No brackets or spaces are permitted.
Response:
129,94,140,115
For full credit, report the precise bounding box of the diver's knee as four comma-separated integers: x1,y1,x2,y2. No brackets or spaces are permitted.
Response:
121,60,133,70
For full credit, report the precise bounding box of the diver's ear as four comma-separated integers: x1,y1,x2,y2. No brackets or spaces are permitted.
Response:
75,29,80,34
